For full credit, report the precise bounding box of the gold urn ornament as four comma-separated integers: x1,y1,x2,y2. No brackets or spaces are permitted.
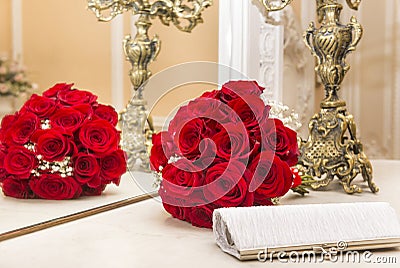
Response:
307,1,362,108
299,0,378,194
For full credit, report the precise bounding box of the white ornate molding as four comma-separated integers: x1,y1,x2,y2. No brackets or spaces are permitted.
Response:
258,22,284,102
11,0,22,61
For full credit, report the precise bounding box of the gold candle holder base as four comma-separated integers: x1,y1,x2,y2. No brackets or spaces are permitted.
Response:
299,101,379,194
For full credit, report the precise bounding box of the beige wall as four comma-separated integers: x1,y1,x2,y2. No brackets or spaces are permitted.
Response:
1,0,219,117
0,0,11,55
22,0,112,104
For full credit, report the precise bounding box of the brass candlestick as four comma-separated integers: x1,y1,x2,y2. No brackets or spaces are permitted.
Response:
87,0,212,170
256,0,378,194
300,0,378,194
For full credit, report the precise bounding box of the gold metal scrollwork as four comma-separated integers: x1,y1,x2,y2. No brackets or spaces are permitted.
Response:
346,0,361,10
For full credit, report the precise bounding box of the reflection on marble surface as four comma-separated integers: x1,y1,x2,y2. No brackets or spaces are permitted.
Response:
0,172,155,234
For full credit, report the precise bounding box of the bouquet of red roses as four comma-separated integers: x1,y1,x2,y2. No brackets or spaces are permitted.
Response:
150,81,301,228
0,83,126,200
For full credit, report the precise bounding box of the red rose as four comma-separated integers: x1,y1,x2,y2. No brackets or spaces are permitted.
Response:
187,98,236,125
29,174,82,200
73,153,101,188
4,146,38,179
73,104,94,118
1,178,35,199
150,132,170,171
58,89,97,106
94,104,118,126
203,161,253,207
248,151,293,204
1,113,18,132
42,83,73,98
7,112,40,145
264,119,299,166
100,149,126,185
0,113,17,142
291,167,302,189
34,129,73,162
202,119,224,139
200,89,221,99
188,205,214,228
50,107,85,134
168,106,190,136
0,146,7,182
282,126,299,167
82,184,107,196
0,168,6,183
21,94,57,118
220,81,264,103
212,123,251,161
176,118,206,160
161,159,204,200
228,94,270,133
79,119,120,155
192,137,218,170
162,203,189,221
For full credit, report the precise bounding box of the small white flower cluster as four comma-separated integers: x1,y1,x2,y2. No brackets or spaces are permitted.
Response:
41,119,51,130
32,156,73,178
263,100,302,131
167,155,181,165
153,154,182,188
24,142,35,151
152,171,163,189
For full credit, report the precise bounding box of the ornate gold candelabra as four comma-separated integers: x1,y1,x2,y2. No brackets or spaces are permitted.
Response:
87,0,212,170
257,0,378,194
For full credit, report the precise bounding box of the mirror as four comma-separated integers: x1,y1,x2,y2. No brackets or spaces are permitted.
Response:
0,0,218,239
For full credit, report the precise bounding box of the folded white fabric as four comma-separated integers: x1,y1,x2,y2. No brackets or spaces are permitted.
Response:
213,202,400,260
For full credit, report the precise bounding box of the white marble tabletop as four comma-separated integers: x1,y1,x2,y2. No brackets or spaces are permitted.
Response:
1,160,400,267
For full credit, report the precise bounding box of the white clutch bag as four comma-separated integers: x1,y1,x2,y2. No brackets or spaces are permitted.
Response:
213,202,400,260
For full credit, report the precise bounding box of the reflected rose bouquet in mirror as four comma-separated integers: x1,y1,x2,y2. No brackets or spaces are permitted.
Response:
0,83,126,200
150,81,301,228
